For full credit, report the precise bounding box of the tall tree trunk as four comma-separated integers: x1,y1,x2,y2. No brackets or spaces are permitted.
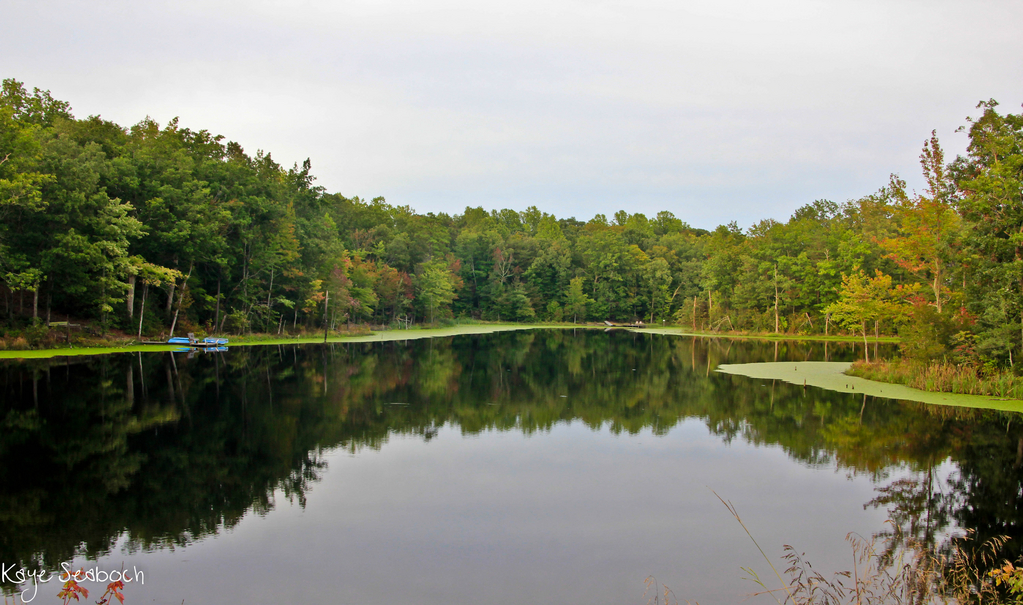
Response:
874,319,879,361
323,287,329,343
266,267,275,331
127,274,136,320
862,321,870,363
100,269,107,334
774,264,779,333
137,283,149,339
168,263,193,339
166,282,175,318
32,282,38,322
214,278,221,335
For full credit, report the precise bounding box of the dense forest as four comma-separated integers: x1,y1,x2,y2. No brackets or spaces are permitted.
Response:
2,79,1022,367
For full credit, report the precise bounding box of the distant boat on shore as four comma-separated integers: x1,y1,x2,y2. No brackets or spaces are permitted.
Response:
161,333,229,347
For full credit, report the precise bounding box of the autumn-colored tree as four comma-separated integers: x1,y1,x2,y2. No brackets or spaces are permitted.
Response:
880,133,960,314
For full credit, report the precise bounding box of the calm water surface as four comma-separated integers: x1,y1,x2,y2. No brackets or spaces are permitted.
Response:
1,330,1020,604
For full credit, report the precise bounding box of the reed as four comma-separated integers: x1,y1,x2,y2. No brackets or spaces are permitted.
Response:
699,491,1023,604
848,359,1023,400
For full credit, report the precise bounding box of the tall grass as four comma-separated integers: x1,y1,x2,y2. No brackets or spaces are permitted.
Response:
847,359,1023,400
695,492,1023,604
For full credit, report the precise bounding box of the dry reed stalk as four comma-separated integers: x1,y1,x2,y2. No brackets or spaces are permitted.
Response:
705,490,1023,604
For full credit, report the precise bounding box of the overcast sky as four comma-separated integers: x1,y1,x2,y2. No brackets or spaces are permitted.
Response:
3,0,1021,229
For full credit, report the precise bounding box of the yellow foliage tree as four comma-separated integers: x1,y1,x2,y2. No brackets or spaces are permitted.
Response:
826,270,918,362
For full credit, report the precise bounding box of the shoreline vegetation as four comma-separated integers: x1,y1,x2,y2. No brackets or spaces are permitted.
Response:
12,320,1018,409
848,358,1023,401
0,321,894,360
717,361,1023,410
6,321,1021,412
0,322,541,359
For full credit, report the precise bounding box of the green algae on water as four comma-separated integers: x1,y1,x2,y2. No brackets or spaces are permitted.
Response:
716,361,1023,412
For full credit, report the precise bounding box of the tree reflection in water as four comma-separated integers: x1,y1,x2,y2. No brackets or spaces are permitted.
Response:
1,330,1021,594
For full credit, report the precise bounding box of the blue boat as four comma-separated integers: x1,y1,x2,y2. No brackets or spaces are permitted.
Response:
166,334,229,347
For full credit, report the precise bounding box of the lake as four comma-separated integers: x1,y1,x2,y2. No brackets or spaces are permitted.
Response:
1,329,1020,604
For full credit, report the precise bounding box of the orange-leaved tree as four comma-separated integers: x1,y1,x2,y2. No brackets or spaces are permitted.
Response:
880,132,961,314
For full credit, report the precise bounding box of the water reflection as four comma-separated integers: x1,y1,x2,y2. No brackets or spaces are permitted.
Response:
1,330,1022,597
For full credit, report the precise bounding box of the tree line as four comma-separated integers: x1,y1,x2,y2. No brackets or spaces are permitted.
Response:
1,80,1022,366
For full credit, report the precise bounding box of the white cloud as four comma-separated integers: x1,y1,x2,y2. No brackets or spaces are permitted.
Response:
3,0,1021,228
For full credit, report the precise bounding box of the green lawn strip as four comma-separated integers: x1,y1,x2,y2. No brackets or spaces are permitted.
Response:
716,361,1023,412
0,324,567,360
0,324,890,360
635,327,898,343
0,344,185,359
225,324,545,348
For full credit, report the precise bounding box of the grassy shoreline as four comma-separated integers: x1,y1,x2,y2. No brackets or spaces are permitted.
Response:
847,358,1023,401
717,361,1023,409
0,322,891,360
7,322,1016,409
635,326,899,343
0,324,546,359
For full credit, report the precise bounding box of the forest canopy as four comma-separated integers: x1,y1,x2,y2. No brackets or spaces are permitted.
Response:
2,80,1022,368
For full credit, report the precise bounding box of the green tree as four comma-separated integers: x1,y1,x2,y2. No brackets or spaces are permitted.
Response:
564,276,593,323
416,258,458,324
826,270,916,361
643,257,672,323
524,239,572,313
953,101,1023,364
577,229,635,320
23,120,144,326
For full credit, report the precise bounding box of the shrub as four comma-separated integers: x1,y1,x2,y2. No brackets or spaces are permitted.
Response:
714,491,1022,604
222,311,249,334
23,324,50,348
546,301,563,322
900,303,955,362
